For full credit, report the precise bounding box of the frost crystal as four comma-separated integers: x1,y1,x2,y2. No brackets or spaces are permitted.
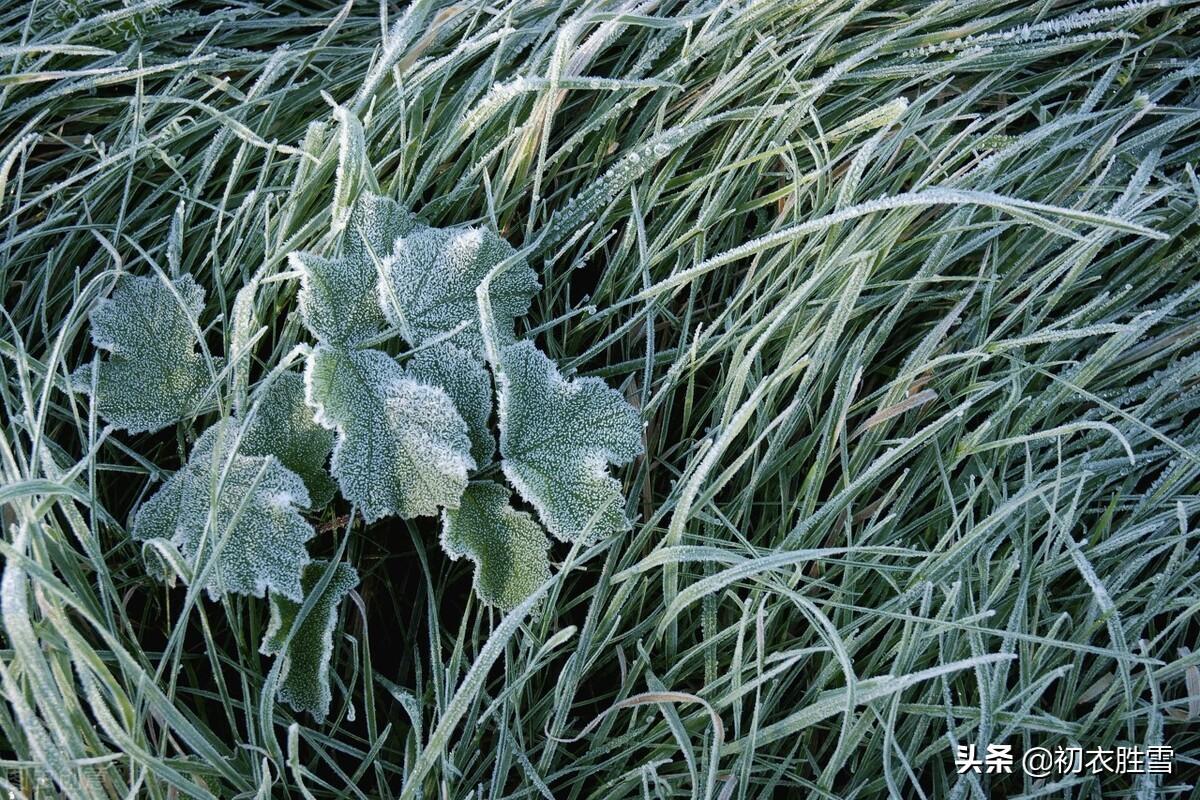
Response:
377,225,540,357
241,373,337,508
261,560,358,722
408,344,495,465
344,192,423,267
292,192,421,347
72,273,210,434
441,481,550,609
306,344,474,521
331,106,368,233
497,341,643,541
131,419,314,601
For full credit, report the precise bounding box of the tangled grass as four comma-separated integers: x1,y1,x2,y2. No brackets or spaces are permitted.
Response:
3,0,1200,797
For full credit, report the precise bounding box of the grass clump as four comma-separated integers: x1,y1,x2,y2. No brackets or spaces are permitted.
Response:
3,0,1200,798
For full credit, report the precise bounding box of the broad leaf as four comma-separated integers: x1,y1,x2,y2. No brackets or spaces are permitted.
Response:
343,192,421,268
408,344,495,465
261,560,358,722
242,373,337,508
441,481,550,609
306,344,474,521
72,273,210,434
497,341,643,541
377,225,540,357
131,420,313,601
291,249,384,347
291,193,421,347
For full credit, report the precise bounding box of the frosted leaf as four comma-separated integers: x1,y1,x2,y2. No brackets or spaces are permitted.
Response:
241,373,337,508
441,481,550,609
291,192,421,347
377,225,539,357
72,273,209,434
305,344,474,521
497,341,642,541
291,249,385,347
407,344,495,465
131,419,313,601
261,560,358,722
343,192,421,267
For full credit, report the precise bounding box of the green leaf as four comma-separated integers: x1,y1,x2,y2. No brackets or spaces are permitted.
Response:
441,481,550,609
408,343,495,465
291,192,421,347
306,344,474,521
241,373,337,508
344,192,422,268
131,419,313,601
497,341,643,542
378,225,540,357
261,560,358,722
72,273,210,434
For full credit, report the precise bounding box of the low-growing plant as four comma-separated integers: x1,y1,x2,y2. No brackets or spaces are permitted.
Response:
5,0,1200,797
69,111,643,720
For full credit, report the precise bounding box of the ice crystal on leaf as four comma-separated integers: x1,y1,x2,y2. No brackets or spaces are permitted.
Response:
72,273,210,434
441,481,550,609
306,344,474,522
343,192,422,268
291,193,421,347
377,225,540,358
241,373,337,508
131,419,314,602
497,341,643,542
261,560,358,722
408,343,495,465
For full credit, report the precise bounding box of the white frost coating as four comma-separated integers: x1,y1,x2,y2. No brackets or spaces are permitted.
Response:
241,373,337,508
305,344,474,521
377,225,540,357
72,273,209,434
131,419,314,602
407,343,495,465
343,191,423,267
440,481,550,610
497,341,643,542
261,560,358,722
331,106,368,234
292,192,421,346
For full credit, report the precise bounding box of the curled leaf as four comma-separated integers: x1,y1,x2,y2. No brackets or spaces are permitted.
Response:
497,341,642,542
408,343,495,465
131,420,313,601
261,560,359,722
442,481,550,609
377,225,540,357
72,273,210,434
242,373,337,508
306,344,473,521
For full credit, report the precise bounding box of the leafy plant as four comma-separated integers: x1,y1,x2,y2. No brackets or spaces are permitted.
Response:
288,110,643,573
131,418,315,602
71,273,212,434
261,560,360,722
11,1,1200,797
305,343,474,521
66,116,644,718
496,340,643,542
242,373,337,508
441,481,551,610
